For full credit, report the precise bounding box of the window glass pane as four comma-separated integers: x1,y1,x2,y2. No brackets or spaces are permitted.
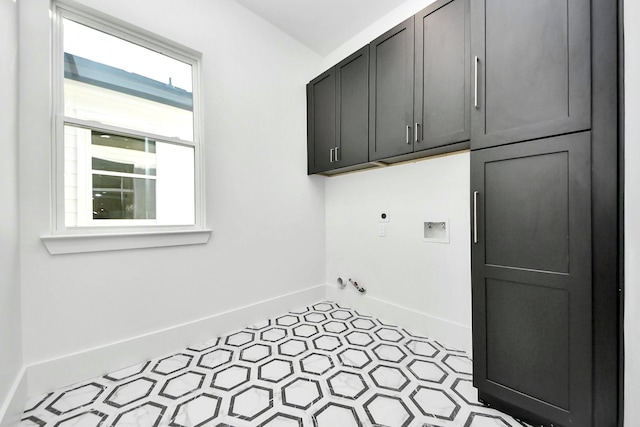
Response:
93,175,156,220
91,132,157,176
64,125,195,227
63,18,194,141
155,142,195,225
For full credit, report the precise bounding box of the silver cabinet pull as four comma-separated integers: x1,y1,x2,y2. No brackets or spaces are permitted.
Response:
330,148,335,163
474,56,479,109
406,125,411,144
473,191,479,243
414,123,420,143
335,147,340,162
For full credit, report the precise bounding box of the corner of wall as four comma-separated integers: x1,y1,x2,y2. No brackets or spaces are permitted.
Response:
325,284,472,353
0,369,27,427
24,284,325,397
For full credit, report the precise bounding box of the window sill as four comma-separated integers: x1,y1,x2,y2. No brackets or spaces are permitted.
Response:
41,229,212,255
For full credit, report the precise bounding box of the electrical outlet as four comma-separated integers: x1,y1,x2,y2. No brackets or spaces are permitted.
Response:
378,223,386,237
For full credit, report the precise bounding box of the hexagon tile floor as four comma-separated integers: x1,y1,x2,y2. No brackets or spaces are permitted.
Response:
20,301,531,427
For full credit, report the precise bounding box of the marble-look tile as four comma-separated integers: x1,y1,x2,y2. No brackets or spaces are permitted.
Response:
259,358,295,383
21,301,532,427
169,393,220,426
104,377,156,408
281,378,323,410
151,354,192,376
112,402,165,427
369,364,410,391
211,365,250,391
229,385,273,421
46,383,105,415
300,353,334,376
326,371,367,400
158,371,205,399
364,394,414,427
312,402,361,427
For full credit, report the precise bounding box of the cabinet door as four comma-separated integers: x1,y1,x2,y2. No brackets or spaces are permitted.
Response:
335,46,369,168
471,0,590,149
307,69,336,174
369,17,414,161
471,132,592,426
414,0,470,150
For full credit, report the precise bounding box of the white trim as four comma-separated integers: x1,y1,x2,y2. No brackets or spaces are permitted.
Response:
54,3,201,64
63,117,196,148
41,228,212,254
326,284,472,353
25,284,325,396
0,367,27,427
51,3,206,238
20,284,471,399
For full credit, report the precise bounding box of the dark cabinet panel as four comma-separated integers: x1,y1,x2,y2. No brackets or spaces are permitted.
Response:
369,17,415,161
307,70,336,174
307,47,369,175
471,132,592,426
414,0,470,150
484,150,570,273
471,0,590,149
485,278,570,409
336,46,369,168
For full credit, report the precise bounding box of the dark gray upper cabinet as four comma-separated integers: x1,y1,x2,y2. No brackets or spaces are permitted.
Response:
307,69,336,174
336,47,370,169
471,132,592,426
307,47,369,175
470,0,590,149
308,0,470,172
369,17,415,161
414,0,470,151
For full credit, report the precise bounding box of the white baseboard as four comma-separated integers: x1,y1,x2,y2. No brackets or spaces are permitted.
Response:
326,284,472,353
0,367,27,427
26,284,325,397
23,283,470,401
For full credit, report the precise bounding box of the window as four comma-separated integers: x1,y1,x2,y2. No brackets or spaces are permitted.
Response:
45,5,209,253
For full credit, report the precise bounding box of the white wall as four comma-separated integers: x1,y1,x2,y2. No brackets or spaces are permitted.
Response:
18,0,325,393
0,0,24,422
326,153,472,350
322,0,471,352
625,0,639,425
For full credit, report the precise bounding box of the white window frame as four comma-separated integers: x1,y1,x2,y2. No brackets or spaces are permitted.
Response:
42,3,210,255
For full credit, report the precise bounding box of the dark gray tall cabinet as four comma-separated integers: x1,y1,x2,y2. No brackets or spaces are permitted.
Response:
471,135,592,426
470,0,591,150
470,0,620,426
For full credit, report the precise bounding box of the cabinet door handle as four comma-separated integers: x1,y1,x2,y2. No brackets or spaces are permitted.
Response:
474,56,479,109
406,125,411,144
335,147,340,162
414,123,420,143
330,148,335,163
473,191,479,244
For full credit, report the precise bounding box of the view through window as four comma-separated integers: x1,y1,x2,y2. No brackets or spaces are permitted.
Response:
59,14,199,228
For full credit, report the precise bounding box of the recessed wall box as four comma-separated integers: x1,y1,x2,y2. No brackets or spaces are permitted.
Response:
423,220,449,243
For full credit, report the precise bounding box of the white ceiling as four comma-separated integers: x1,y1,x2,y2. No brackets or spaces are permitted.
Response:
233,0,410,56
